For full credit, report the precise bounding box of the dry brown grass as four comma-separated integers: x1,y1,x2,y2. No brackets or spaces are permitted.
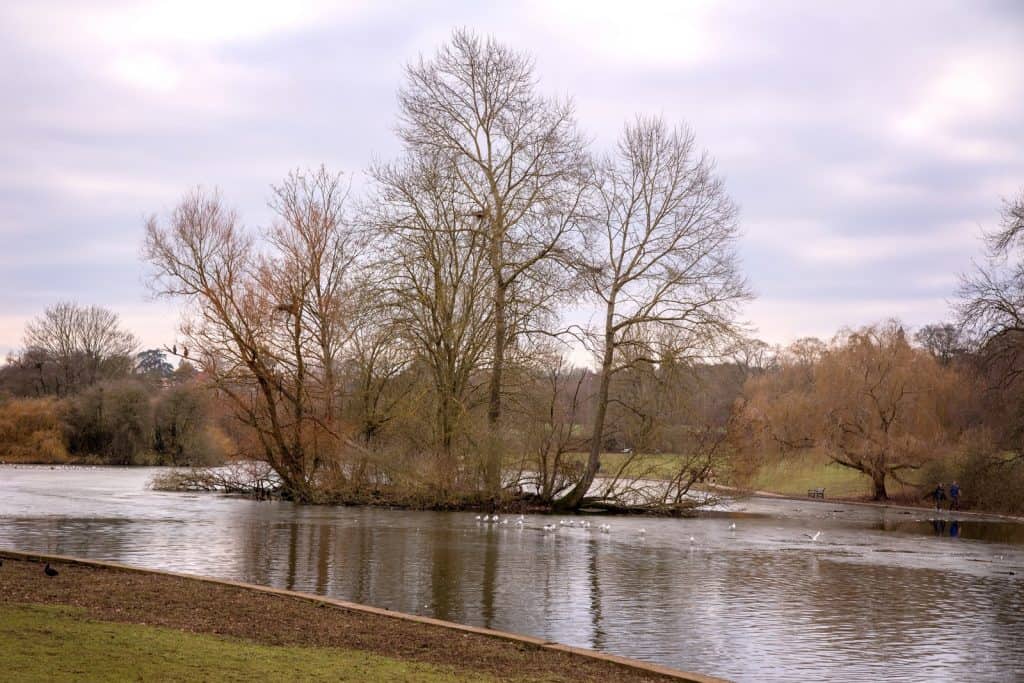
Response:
0,397,68,463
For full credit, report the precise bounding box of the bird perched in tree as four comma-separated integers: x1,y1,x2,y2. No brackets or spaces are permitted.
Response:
182,346,189,359
44,563,58,577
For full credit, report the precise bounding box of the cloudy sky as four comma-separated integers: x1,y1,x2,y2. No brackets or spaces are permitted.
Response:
1,0,1022,357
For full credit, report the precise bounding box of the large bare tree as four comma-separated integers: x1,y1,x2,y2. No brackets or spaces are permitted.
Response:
559,117,748,510
23,301,138,394
397,29,589,492
144,168,363,502
369,155,495,487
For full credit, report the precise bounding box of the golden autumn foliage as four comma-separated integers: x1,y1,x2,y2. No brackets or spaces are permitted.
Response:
0,397,68,463
739,322,969,499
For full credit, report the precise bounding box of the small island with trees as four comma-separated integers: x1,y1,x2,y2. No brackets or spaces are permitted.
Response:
2,31,1023,520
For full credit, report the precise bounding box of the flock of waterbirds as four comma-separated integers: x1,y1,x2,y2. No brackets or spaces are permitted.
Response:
474,514,824,544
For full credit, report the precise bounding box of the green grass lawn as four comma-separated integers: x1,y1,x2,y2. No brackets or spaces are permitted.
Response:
556,451,691,480
749,450,925,499
1,604,501,682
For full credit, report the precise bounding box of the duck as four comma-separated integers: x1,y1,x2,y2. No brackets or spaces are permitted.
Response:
44,563,58,577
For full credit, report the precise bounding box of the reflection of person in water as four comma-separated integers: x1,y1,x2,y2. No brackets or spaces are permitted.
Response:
950,520,960,538
932,518,947,535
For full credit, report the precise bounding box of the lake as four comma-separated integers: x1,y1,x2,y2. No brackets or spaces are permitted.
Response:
1,465,1022,681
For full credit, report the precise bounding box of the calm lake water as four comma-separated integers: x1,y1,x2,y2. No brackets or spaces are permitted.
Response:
2,465,1023,682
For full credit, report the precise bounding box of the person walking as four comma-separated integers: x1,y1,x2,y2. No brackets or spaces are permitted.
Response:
931,483,947,511
949,481,961,511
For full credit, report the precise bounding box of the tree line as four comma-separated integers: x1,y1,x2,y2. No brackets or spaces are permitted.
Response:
0,302,226,466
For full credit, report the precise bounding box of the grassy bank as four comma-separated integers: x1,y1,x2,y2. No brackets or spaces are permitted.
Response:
747,450,926,500
0,554,687,683
2,604,487,682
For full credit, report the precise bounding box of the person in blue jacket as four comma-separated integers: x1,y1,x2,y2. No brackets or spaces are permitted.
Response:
949,481,961,511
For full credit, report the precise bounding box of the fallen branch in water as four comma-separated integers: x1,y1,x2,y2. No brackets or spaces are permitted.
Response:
150,461,280,499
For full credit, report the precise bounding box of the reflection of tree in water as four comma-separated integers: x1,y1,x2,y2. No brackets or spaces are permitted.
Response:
430,520,465,623
481,529,498,630
585,538,605,651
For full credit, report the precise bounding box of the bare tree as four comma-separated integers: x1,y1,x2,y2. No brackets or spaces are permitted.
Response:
397,29,589,493
913,323,964,365
957,188,1024,454
958,189,1024,369
23,302,138,394
369,155,495,487
144,168,363,502
559,117,749,510
730,337,777,379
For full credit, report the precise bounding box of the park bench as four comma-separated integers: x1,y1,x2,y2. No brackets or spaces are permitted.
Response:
807,487,825,498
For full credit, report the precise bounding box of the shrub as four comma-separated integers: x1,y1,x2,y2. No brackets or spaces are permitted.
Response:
0,397,68,463
153,385,225,466
63,381,153,465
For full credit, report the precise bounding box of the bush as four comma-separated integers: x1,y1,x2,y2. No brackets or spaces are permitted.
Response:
921,429,1024,516
957,434,1024,516
0,397,68,463
153,385,225,466
63,381,154,465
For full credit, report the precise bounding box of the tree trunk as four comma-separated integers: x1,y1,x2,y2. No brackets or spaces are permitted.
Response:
558,302,615,510
484,279,507,494
871,470,888,501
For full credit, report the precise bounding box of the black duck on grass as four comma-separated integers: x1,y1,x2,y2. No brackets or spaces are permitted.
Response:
44,563,58,577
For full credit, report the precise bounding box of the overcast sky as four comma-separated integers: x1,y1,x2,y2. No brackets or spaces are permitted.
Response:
1,0,1022,358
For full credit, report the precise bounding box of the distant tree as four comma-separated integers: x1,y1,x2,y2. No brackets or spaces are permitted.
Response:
914,323,964,365
741,322,964,500
730,337,777,379
782,336,828,367
136,349,175,379
22,302,138,395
